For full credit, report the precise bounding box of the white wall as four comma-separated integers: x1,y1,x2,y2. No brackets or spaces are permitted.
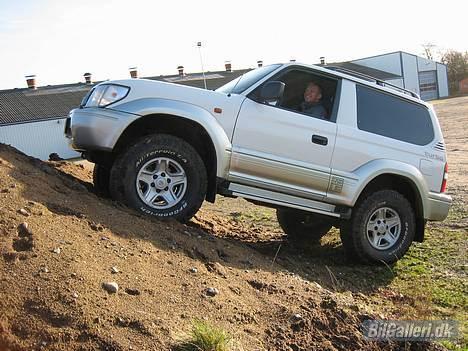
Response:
385,78,404,87
401,53,420,95
436,63,449,98
351,52,402,76
417,56,436,72
0,118,80,160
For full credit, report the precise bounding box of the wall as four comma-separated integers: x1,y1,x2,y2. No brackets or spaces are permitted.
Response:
0,118,80,160
401,53,420,95
417,56,437,72
351,52,402,76
436,63,449,97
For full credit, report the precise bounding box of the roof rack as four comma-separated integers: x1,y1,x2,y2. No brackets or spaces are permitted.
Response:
325,66,421,99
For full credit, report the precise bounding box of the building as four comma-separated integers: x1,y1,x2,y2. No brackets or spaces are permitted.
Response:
0,81,89,160
331,51,449,101
459,77,468,94
0,65,247,160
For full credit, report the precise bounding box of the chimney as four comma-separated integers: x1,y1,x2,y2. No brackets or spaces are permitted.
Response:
83,72,92,84
177,65,184,76
320,56,325,65
25,75,36,89
225,61,232,72
257,60,263,68
129,67,138,78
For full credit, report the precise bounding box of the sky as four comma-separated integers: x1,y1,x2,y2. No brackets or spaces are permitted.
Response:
0,0,466,90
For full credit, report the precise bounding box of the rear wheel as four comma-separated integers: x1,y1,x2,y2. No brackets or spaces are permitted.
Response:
110,134,207,222
340,190,415,264
92,164,111,197
276,209,333,246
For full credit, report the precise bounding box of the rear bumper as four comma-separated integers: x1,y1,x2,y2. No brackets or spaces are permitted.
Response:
425,192,452,221
65,107,138,152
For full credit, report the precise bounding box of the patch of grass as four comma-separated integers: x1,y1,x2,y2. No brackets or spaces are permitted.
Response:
177,320,232,351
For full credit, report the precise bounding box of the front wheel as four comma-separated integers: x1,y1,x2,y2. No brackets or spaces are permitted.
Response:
340,190,415,264
111,134,207,223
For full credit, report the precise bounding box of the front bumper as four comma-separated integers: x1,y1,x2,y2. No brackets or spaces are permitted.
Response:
65,107,138,151
425,191,452,221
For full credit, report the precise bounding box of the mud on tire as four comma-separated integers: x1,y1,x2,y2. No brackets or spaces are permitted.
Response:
109,134,207,223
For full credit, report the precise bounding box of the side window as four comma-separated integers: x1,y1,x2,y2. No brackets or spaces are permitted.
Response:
356,85,434,145
250,69,339,121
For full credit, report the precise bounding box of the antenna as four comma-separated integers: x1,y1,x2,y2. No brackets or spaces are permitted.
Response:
197,41,207,89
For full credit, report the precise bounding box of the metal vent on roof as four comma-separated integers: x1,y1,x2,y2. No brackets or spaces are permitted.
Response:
433,141,445,151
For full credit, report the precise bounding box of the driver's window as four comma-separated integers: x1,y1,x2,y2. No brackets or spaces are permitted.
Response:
255,69,339,121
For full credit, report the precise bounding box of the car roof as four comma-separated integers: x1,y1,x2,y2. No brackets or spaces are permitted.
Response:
279,62,428,107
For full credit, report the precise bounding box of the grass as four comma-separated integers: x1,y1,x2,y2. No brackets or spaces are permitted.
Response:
176,320,232,351
225,200,467,349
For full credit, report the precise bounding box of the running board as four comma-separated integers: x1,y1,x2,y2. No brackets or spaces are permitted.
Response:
228,183,342,218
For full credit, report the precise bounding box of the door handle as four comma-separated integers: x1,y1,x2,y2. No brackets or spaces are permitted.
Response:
312,135,328,146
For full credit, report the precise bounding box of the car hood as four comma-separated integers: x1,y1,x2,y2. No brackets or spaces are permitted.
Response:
104,78,236,114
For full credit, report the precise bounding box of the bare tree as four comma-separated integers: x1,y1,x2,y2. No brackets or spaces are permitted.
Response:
440,50,468,94
422,43,436,61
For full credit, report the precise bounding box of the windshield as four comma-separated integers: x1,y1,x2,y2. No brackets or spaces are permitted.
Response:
216,64,282,94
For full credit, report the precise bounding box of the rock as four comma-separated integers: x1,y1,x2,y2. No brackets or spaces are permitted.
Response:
52,247,61,254
189,267,198,273
72,292,79,298
205,287,219,297
18,208,30,216
205,262,227,277
17,222,32,237
102,282,119,294
291,314,303,323
1,189,9,193
111,266,119,274
71,272,77,278
125,288,141,296
40,267,49,273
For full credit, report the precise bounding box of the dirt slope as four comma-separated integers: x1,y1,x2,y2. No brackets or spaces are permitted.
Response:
0,145,444,350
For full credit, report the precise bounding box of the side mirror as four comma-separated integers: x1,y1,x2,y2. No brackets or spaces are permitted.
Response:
260,81,285,102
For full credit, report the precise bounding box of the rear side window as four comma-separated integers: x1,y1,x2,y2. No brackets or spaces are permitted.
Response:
356,85,434,145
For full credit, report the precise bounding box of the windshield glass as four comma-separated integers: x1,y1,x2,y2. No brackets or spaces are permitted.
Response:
216,64,282,94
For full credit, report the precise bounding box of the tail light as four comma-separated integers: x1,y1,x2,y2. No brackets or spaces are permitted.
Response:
440,163,448,193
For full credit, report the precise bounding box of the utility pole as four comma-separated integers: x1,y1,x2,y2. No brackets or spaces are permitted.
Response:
197,42,207,90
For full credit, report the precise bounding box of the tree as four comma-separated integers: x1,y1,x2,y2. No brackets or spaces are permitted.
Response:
440,50,468,94
422,43,436,61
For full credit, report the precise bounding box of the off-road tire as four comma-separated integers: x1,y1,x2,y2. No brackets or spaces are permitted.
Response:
276,209,333,246
109,134,207,223
92,164,111,198
340,190,415,264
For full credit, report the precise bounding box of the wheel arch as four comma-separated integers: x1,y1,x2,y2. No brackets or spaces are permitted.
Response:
353,172,426,242
113,113,225,202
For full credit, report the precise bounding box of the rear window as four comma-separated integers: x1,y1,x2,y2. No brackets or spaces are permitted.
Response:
356,85,434,145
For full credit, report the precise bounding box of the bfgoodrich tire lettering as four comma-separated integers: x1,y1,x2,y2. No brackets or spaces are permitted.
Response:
340,190,415,264
113,134,207,223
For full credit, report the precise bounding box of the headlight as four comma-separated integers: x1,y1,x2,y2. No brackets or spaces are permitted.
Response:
84,84,130,108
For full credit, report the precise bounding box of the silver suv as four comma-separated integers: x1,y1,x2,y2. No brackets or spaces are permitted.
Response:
65,62,452,264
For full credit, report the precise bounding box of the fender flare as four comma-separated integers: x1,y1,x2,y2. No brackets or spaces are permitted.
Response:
111,98,232,178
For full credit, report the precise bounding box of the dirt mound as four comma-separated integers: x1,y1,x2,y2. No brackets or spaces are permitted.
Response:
0,144,442,350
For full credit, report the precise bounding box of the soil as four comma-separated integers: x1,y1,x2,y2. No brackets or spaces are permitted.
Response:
1,96,466,351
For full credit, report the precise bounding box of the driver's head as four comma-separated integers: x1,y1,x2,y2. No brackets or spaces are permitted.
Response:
304,82,322,103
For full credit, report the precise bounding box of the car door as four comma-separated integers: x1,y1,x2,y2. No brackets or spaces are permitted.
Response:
229,69,340,200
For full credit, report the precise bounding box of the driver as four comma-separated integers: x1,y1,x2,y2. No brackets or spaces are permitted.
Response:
299,82,327,118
